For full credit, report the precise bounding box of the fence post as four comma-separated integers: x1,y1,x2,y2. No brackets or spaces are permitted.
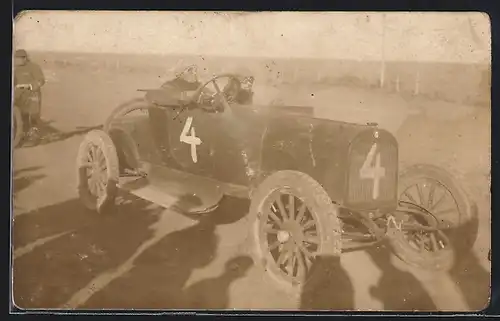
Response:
379,13,386,88
414,69,420,96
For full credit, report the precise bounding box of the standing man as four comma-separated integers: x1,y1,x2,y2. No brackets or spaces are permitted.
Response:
14,49,46,141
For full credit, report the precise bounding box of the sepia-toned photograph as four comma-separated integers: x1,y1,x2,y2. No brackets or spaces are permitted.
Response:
11,11,491,311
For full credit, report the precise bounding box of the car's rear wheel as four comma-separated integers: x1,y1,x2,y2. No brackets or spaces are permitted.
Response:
103,98,150,132
76,130,120,214
12,106,23,148
388,164,477,271
249,170,342,291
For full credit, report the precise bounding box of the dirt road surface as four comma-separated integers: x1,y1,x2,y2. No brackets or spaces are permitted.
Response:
12,66,491,311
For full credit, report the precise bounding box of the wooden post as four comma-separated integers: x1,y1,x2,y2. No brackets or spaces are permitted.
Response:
380,13,386,88
414,70,420,96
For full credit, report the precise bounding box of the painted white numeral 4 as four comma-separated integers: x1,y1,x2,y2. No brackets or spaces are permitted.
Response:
359,143,386,199
180,116,202,163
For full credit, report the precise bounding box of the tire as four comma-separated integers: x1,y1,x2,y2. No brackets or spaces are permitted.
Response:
388,163,477,271
76,130,120,214
249,170,342,292
12,106,23,148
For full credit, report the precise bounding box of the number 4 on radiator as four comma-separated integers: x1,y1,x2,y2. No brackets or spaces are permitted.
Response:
359,143,386,199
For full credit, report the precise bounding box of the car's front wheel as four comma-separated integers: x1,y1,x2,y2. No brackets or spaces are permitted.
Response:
249,170,342,291
387,164,477,271
76,130,120,214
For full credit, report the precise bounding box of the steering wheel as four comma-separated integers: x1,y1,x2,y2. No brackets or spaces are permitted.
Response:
192,75,237,112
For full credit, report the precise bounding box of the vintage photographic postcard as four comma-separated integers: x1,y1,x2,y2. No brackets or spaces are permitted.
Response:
11,11,491,312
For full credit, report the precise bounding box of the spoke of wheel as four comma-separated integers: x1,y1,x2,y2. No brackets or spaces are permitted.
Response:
403,190,417,204
296,250,308,280
288,194,295,221
304,234,320,245
277,246,291,266
415,234,426,252
275,195,288,221
268,239,281,251
427,182,437,209
288,248,298,276
99,156,106,170
263,223,279,234
416,184,425,206
296,202,307,224
98,167,108,183
429,191,446,211
265,208,283,227
96,147,104,163
297,242,315,259
429,232,439,252
89,144,97,160
86,149,94,164
301,219,316,231
99,164,108,180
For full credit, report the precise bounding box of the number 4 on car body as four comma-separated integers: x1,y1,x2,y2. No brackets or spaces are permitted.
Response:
179,116,202,163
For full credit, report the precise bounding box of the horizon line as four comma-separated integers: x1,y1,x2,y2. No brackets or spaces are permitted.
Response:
20,49,491,65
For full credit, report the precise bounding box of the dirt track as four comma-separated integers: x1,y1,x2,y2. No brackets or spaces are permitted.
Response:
12,66,491,311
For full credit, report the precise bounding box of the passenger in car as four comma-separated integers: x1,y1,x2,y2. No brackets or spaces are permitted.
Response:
222,77,242,102
160,65,202,104
235,76,255,104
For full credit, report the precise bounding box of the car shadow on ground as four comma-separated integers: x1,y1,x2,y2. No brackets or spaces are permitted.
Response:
448,204,490,311
19,120,102,148
182,255,254,309
13,167,45,195
80,195,252,309
12,166,46,213
12,192,163,309
299,255,355,310
365,243,438,311
365,203,490,311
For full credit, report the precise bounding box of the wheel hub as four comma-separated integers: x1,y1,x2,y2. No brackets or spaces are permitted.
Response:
277,230,290,243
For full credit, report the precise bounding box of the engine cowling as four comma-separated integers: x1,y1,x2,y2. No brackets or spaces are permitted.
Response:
344,127,399,213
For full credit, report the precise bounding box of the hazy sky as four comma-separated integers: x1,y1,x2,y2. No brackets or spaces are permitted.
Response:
14,11,491,63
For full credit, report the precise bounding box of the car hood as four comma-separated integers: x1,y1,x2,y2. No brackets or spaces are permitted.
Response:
253,85,422,134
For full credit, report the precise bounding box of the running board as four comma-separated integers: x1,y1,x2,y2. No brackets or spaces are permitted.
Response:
117,166,225,212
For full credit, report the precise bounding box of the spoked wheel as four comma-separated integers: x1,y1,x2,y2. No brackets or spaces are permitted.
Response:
250,171,342,291
12,106,23,148
388,164,476,271
76,130,120,213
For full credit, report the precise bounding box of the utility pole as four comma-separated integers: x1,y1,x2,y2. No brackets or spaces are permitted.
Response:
380,13,386,88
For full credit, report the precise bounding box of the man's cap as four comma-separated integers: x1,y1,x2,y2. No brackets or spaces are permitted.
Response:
175,65,198,78
15,49,27,58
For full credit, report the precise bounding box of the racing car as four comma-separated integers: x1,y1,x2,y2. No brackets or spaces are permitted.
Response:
75,71,477,290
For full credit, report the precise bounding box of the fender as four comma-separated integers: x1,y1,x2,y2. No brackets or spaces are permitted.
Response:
107,127,141,172
103,98,149,133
